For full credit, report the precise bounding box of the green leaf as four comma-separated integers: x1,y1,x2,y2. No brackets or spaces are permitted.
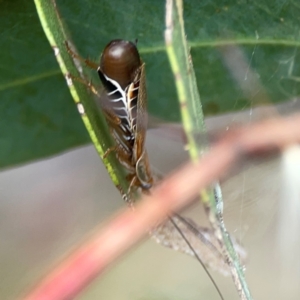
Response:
1,0,300,168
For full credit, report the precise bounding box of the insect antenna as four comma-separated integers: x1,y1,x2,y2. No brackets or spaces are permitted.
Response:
174,213,223,259
168,216,224,300
151,167,224,298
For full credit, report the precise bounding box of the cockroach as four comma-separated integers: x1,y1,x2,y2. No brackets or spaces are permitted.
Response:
66,40,153,200
98,40,153,196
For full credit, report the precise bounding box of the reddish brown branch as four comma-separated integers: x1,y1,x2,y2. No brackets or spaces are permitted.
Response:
23,114,300,300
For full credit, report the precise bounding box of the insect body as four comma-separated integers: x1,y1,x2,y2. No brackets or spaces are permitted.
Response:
66,40,153,198
98,40,153,196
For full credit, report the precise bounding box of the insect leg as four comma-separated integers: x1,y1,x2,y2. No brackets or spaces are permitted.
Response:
126,174,138,194
105,145,132,168
65,41,98,70
67,73,99,96
103,145,117,158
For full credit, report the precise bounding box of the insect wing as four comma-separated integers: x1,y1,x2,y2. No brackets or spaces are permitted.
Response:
129,63,153,189
130,63,148,158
